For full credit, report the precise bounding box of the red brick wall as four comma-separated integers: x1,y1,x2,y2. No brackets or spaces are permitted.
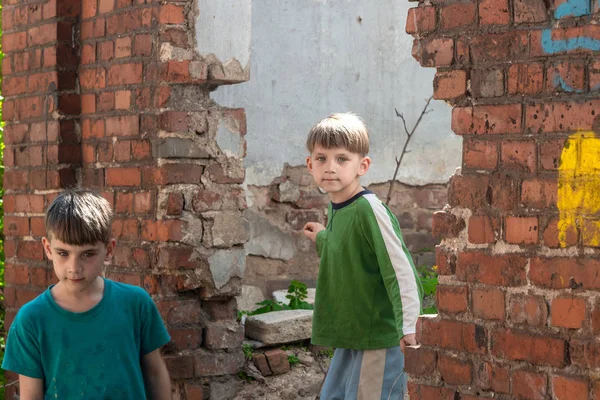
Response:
408,1,600,399
3,0,248,398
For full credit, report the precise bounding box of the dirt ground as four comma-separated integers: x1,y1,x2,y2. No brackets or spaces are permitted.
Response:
233,347,330,400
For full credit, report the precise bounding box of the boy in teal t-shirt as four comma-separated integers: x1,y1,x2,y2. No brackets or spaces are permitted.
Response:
2,189,172,399
303,113,423,399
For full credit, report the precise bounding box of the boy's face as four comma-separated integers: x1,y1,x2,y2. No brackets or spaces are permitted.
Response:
42,237,116,295
306,144,371,203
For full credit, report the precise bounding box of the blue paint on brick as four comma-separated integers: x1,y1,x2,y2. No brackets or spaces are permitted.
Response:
541,29,600,54
555,0,590,19
553,75,584,92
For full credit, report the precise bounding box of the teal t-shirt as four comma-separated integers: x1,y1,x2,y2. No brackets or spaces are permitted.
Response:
2,278,170,399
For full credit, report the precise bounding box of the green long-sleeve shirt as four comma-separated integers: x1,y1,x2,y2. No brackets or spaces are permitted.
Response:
312,190,423,350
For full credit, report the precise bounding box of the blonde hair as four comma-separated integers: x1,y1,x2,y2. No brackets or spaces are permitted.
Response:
45,189,113,245
306,113,369,156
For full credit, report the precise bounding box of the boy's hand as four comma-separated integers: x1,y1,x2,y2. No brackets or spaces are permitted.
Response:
303,222,326,243
400,333,418,353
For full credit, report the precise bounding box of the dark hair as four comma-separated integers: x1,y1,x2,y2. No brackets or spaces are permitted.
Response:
45,189,113,245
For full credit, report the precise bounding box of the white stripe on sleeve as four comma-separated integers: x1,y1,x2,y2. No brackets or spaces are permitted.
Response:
364,194,420,335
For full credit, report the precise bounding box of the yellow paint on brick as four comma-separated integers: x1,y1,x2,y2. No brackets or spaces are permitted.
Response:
557,131,600,247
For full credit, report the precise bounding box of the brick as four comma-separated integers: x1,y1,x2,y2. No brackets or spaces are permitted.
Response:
115,192,133,214
115,90,131,110
480,363,510,393
194,350,243,376
491,329,566,367
4,217,29,237
471,69,504,98
514,0,548,23
5,264,30,286
440,3,476,29
591,60,600,91
436,285,468,314
473,288,505,320
160,164,205,185
546,60,585,93
115,37,132,58
3,76,28,96
185,384,204,400
159,4,185,24
253,353,272,376
204,323,244,349
438,354,471,385
28,23,58,46
99,0,115,14
526,100,600,134
164,355,194,379
97,40,114,61
3,32,27,52
468,215,497,244
432,211,465,238
166,60,208,83
81,18,106,39
433,70,467,100
553,375,588,400
513,370,547,400
452,104,522,135
133,34,152,56
470,32,528,64
80,68,106,90
106,115,139,137
509,294,548,327
156,246,200,270
134,192,153,214
505,216,539,245
17,240,44,261
583,220,600,247
521,178,557,209
97,92,115,112
412,38,454,67
501,140,536,173
447,174,490,210
479,0,510,25
540,139,566,170
264,349,290,375
113,140,130,162
107,63,143,86
404,346,436,377
112,218,139,241
435,247,455,276
167,193,185,216
408,383,456,400
551,297,586,329
106,168,141,187
286,210,321,231
15,195,45,213
418,318,487,354
405,6,435,34
543,217,578,248
531,257,600,289
169,329,202,351
141,220,183,242
457,252,527,286
571,340,600,368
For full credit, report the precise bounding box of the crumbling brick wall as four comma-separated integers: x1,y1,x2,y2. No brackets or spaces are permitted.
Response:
407,0,600,398
2,0,249,398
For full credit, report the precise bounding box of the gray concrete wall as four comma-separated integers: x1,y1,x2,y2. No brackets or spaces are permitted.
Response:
212,0,462,195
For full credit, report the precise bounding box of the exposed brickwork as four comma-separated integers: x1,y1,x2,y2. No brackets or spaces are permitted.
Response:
407,0,600,398
3,0,248,398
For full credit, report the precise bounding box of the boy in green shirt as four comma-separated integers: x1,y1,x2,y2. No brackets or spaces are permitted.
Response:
2,189,172,399
303,113,423,399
